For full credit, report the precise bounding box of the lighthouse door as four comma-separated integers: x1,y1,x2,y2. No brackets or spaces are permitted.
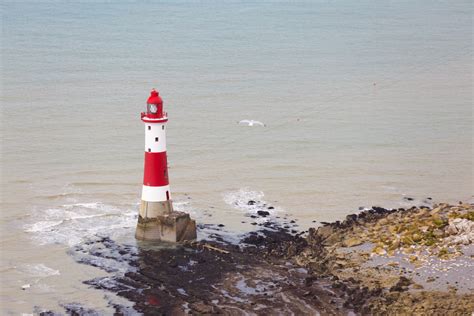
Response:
166,191,170,200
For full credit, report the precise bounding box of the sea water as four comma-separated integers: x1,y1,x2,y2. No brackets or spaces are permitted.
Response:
1,1,472,313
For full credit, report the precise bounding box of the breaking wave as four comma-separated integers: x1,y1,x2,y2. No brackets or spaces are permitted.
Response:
24,202,138,247
223,188,280,215
19,263,60,278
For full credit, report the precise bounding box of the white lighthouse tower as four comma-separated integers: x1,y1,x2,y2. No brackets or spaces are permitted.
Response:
135,89,197,242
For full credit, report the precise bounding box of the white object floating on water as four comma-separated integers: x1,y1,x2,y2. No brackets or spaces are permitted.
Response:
238,120,265,127
21,284,31,290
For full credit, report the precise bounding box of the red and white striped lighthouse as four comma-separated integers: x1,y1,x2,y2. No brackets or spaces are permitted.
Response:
141,89,171,204
135,89,196,242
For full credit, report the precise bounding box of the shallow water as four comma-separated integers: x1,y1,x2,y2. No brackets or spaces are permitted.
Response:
1,1,472,313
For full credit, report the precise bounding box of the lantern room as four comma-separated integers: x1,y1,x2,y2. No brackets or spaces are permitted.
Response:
142,89,165,119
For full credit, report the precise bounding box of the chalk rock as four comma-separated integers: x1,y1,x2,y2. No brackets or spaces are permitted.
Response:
445,218,474,245
317,225,335,240
378,218,389,225
343,237,364,247
323,233,342,246
190,302,214,314
372,246,387,256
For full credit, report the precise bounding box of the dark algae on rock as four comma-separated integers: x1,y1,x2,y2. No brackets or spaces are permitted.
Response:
74,223,348,315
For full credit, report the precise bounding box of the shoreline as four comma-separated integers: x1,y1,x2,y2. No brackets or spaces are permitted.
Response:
41,202,473,315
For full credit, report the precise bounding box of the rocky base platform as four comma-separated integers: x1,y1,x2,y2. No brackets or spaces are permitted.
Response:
135,211,197,242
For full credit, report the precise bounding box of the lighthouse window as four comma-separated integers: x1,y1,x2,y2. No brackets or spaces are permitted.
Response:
148,126,151,130
155,137,159,142
148,148,151,152
162,126,164,130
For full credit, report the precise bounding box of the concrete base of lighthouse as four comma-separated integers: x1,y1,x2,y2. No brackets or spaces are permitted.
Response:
135,200,197,242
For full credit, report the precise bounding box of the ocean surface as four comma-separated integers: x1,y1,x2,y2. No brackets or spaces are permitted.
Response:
1,1,472,314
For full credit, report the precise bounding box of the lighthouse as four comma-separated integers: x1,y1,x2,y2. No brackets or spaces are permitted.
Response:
135,89,197,242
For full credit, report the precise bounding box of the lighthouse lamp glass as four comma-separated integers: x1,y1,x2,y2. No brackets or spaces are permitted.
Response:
148,104,158,114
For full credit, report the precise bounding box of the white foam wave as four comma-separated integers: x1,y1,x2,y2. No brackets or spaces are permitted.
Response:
20,263,60,277
24,220,64,233
173,200,201,219
24,202,137,247
63,202,120,211
223,188,279,215
223,189,264,211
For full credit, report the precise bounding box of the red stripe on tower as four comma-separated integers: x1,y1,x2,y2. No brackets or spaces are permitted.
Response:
143,152,169,187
